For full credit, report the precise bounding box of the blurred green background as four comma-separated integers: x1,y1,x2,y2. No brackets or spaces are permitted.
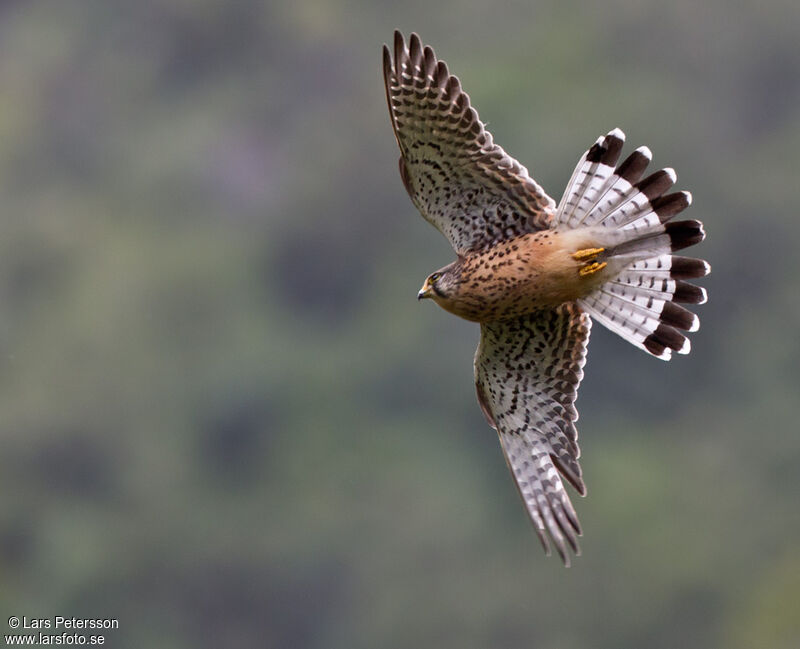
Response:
1,0,798,647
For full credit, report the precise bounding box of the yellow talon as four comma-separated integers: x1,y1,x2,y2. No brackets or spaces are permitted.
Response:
572,247,605,262
579,261,608,277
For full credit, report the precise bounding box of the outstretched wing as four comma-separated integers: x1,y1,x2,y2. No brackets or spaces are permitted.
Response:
383,31,555,254
474,303,591,566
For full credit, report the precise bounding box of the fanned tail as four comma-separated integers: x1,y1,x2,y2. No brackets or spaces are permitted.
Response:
556,129,710,360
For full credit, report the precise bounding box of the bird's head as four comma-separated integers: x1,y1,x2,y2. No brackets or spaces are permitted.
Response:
417,262,461,303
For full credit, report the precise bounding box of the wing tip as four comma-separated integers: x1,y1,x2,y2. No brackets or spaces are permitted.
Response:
382,43,392,77
393,29,405,51
393,30,405,74
535,527,552,557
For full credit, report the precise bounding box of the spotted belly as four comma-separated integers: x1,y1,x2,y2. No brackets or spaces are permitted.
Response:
434,230,609,322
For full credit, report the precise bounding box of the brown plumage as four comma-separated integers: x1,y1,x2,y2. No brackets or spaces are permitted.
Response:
384,31,709,565
421,229,612,322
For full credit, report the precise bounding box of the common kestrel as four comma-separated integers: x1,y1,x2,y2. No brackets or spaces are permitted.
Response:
383,31,709,565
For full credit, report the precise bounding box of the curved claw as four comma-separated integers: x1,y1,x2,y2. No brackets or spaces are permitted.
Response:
572,247,605,262
579,261,608,277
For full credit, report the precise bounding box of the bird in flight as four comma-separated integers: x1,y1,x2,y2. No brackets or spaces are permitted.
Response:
383,31,709,566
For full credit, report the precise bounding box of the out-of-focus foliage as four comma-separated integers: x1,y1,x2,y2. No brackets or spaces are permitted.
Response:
0,1,798,648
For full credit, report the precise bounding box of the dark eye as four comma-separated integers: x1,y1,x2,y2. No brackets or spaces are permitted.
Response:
429,272,441,283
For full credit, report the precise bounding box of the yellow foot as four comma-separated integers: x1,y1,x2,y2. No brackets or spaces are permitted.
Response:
572,247,605,262
579,261,608,277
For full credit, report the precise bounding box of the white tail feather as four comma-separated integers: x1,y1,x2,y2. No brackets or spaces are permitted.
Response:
560,129,708,358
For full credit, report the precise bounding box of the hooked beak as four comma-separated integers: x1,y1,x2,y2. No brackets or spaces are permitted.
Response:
417,279,434,300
